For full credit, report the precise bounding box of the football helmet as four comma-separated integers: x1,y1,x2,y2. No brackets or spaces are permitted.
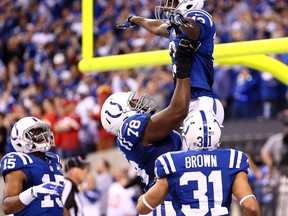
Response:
182,110,221,151
101,91,157,136
155,0,205,20
10,117,54,153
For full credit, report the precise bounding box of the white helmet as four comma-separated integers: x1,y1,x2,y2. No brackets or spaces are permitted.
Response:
10,117,54,153
182,110,221,151
155,0,205,20
101,91,157,136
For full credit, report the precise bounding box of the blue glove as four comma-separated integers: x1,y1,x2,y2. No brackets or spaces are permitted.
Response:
116,16,137,29
31,182,63,198
169,12,193,28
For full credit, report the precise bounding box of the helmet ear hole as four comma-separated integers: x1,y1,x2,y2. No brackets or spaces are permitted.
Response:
105,118,111,125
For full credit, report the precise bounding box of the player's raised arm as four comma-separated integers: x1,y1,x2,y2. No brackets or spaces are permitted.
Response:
168,12,201,41
141,39,196,145
117,16,169,38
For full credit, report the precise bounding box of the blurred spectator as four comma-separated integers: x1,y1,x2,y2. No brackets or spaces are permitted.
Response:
59,69,78,99
107,168,137,216
79,174,101,216
28,98,43,119
89,85,115,152
53,98,81,158
111,70,139,93
53,52,67,77
0,112,7,160
248,154,276,216
213,66,233,120
142,78,166,113
260,72,287,119
157,68,174,108
41,97,59,153
42,98,58,129
95,158,114,216
63,156,90,216
230,67,261,119
75,83,98,155
261,111,288,215
261,112,288,180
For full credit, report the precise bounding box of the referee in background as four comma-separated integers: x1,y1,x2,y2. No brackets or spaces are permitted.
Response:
62,156,90,216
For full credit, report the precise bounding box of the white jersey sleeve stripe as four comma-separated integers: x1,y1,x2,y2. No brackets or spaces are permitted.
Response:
186,9,213,27
118,130,133,151
17,152,33,165
166,153,176,173
198,9,213,24
229,149,235,168
55,154,61,163
158,155,170,175
236,151,243,168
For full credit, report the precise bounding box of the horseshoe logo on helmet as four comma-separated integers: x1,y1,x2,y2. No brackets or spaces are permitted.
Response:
105,101,123,118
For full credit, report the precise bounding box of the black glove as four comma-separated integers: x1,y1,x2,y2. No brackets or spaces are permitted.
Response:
175,39,198,79
116,16,137,29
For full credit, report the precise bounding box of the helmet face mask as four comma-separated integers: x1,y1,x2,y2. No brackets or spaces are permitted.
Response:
11,117,54,153
182,110,221,151
155,0,205,20
101,91,157,136
155,0,177,20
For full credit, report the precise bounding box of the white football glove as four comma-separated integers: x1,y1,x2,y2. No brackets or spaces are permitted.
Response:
31,182,63,198
19,182,63,205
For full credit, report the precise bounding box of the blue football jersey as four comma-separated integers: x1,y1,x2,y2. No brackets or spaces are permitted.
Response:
117,113,182,191
0,152,65,216
155,149,250,216
168,9,216,99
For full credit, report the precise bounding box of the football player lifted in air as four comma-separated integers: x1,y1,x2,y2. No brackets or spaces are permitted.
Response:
117,0,225,125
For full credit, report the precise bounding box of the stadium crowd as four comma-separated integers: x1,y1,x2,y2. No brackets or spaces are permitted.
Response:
0,0,287,157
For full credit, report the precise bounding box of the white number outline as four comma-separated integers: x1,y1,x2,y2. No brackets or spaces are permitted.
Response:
40,174,64,208
3,157,16,170
127,120,141,137
179,171,228,216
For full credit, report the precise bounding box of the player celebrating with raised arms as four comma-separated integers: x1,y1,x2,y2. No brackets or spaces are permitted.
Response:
1,117,69,216
101,39,196,215
136,110,260,216
117,0,225,125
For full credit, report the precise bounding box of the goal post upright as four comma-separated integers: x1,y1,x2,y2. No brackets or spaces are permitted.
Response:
82,0,94,59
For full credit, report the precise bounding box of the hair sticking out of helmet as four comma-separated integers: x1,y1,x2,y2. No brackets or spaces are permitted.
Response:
182,110,221,151
10,117,54,153
101,92,157,136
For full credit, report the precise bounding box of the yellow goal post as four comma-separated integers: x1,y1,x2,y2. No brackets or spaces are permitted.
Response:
79,0,288,84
